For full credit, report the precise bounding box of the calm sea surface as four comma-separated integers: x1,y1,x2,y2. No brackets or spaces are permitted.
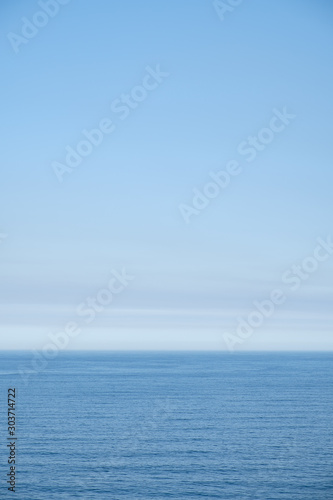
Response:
0,352,332,499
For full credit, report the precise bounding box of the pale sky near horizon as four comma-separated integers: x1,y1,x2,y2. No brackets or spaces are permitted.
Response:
1,0,333,350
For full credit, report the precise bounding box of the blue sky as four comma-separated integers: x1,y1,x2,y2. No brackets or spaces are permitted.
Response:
1,0,332,350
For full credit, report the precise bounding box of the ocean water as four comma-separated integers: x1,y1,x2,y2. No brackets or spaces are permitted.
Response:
0,351,332,499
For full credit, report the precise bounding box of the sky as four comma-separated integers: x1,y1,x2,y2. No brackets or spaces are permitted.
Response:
0,0,332,351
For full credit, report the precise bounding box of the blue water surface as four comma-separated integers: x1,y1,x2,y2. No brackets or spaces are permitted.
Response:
0,351,332,499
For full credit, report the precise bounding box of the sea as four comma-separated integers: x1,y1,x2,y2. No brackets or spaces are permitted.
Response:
0,351,332,499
